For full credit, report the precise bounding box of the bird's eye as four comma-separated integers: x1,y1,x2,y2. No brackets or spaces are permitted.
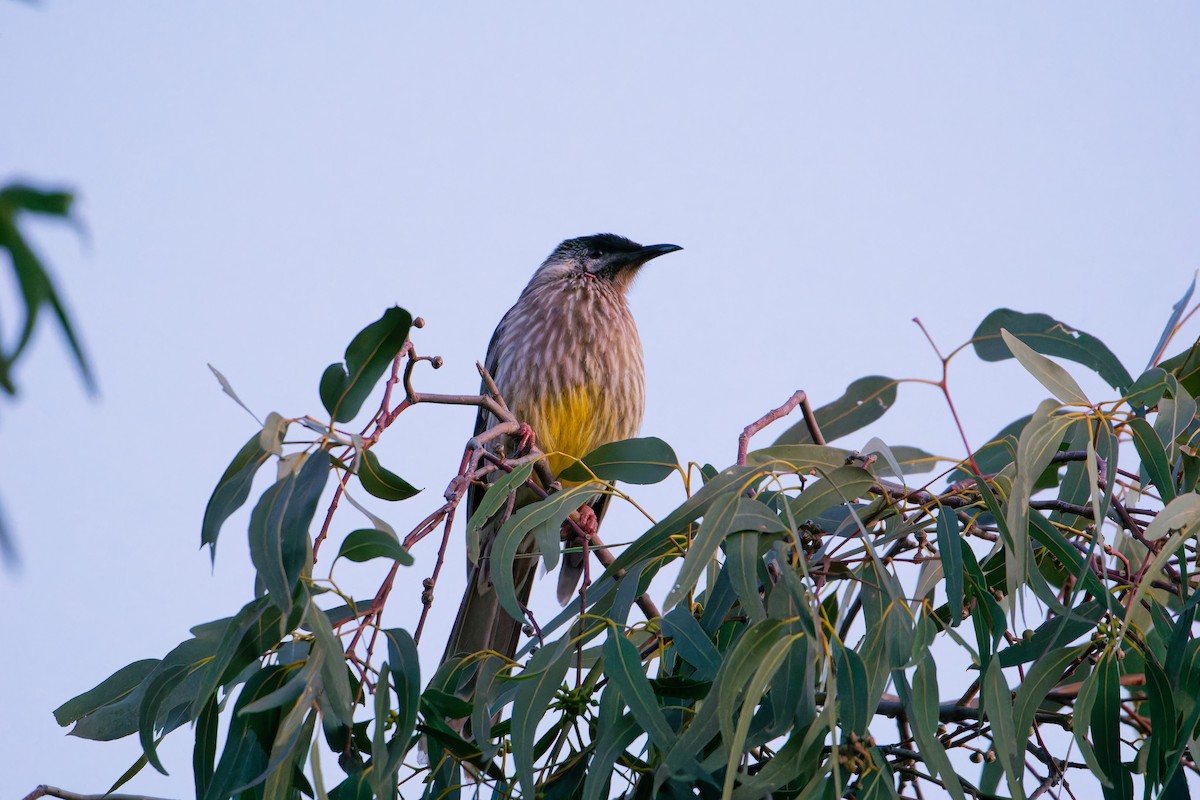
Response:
587,249,604,259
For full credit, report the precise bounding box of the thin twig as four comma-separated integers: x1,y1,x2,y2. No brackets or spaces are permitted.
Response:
736,389,811,465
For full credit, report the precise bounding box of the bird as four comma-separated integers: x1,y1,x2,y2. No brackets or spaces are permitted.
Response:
441,233,681,671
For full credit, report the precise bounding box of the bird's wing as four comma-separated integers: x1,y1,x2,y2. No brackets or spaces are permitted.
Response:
466,316,507,524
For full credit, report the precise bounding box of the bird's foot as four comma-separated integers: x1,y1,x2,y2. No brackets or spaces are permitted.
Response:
564,503,598,542
514,422,537,457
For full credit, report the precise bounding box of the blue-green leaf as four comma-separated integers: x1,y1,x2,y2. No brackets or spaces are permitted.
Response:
558,436,679,484
335,528,414,566
319,306,412,423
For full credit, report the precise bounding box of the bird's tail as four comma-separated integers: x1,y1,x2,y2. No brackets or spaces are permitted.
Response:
441,531,540,674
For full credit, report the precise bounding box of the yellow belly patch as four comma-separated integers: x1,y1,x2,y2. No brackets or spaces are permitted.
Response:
527,385,605,481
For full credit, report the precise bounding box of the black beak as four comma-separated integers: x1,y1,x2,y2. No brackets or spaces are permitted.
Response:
614,243,683,270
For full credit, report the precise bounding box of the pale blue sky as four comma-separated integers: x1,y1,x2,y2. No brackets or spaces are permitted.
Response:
2,3,1198,796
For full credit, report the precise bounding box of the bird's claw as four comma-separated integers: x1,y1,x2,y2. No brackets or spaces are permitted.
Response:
563,503,598,543
515,422,536,457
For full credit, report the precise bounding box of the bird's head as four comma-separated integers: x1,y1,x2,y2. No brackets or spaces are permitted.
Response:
533,233,682,293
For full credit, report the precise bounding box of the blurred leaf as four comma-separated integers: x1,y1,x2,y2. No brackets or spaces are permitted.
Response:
202,432,276,560
0,183,95,396
1147,272,1196,371
558,436,679,484
319,306,412,423
773,376,899,445
0,184,74,216
511,636,571,796
207,363,260,422
1001,328,1091,406
248,450,330,617
336,528,414,566
357,449,420,502
973,309,1133,392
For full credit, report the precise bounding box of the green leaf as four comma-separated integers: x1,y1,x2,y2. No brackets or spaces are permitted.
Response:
383,628,420,762
603,631,675,752
203,666,291,800
1091,651,1133,800
934,504,964,627
772,376,900,445
582,687,641,800
982,662,1023,800
973,309,1133,392
1159,342,1200,398
335,528,414,566
902,658,967,800
248,450,330,617
789,465,875,525
0,183,74,216
1001,328,1090,406
1012,644,1089,759
1129,417,1175,504
1126,367,1170,409
998,601,1104,667
721,630,796,798
356,449,420,502
1143,492,1200,542
558,436,679,484
726,531,766,623
469,462,535,534
493,484,599,618
306,599,353,728
661,606,722,679
664,485,740,611
55,659,158,730
511,636,572,796
319,306,412,423
194,697,219,797
201,433,274,560
832,641,869,737
1007,399,1074,611
192,598,273,713
137,636,222,774
208,363,260,422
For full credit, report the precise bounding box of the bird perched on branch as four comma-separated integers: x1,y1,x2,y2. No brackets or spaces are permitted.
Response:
441,233,681,667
